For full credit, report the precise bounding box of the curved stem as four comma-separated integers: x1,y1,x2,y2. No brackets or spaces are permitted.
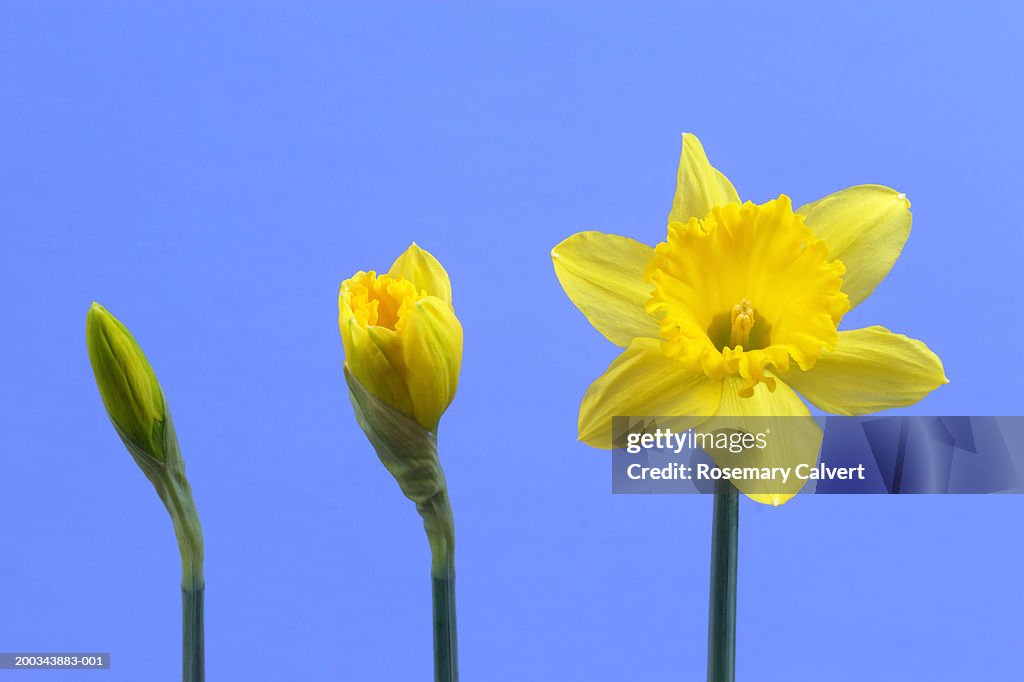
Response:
707,482,738,682
158,437,204,682
122,413,205,682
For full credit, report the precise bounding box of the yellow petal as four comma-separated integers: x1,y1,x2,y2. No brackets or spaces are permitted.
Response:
388,243,453,305
707,377,822,506
401,297,463,432
339,310,414,417
668,133,741,224
366,325,407,378
578,338,722,448
783,326,947,415
797,185,911,308
552,231,659,347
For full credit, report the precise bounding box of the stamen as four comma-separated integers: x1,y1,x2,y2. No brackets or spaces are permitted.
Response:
729,299,754,348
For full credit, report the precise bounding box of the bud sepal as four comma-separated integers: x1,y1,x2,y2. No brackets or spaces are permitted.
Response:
344,365,454,574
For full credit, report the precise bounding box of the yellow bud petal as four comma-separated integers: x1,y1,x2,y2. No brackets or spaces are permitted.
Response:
339,309,414,418
401,297,463,432
85,302,167,462
388,243,453,305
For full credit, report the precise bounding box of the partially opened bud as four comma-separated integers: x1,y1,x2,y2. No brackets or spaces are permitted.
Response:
338,243,463,434
338,245,463,677
86,302,168,463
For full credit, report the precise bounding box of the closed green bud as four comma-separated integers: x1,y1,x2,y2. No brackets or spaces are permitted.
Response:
86,302,168,463
86,302,205,677
85,301,203,591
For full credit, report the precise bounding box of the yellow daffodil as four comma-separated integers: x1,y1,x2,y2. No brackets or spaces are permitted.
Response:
338,244,463,679
553,133,947,504
339,243,463,434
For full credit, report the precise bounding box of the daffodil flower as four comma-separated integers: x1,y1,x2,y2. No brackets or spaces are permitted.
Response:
339,243,462,434
552,133,947,504
337,243,463,682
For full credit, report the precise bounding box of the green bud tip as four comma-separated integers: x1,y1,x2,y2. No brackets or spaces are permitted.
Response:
86,302,168,462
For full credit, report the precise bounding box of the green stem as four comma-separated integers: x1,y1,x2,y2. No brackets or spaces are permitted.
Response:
182,579,204,682
707,481,738,682
420,490,458,682
157,431,204,682
431,559,458,682
121,414,205,682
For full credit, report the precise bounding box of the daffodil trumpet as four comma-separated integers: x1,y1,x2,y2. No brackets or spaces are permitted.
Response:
339,243,463,682
553,133,947,682
86,303,205,682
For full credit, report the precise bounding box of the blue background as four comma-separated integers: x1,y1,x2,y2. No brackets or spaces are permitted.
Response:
2,2,1022,680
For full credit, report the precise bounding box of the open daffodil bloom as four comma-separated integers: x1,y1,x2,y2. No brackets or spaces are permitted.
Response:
553,133,947,504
